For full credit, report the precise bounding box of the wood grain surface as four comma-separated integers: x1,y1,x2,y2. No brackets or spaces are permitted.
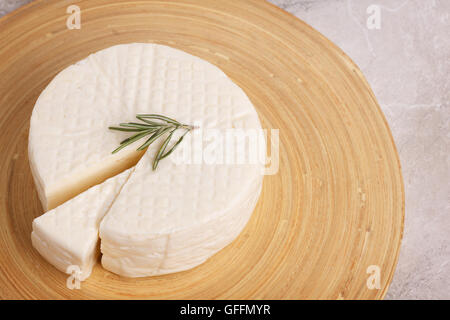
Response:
0,0,404,299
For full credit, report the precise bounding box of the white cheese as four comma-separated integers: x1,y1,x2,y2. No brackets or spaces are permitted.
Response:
29,43,265,278
100,179,262,277
31,169,132,280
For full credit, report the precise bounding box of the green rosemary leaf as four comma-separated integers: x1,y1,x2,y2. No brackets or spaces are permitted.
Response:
118,122,157,129
153,129,175,170
135,115,163,126
112,142,133,154
159,129,190,160
110,114,195,169
137,114,180,125
128,122,160,128
137,127,171,151
108,126,148,132
118,129,154,147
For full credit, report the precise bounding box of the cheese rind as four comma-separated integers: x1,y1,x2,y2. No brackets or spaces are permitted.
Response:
100,180,262,277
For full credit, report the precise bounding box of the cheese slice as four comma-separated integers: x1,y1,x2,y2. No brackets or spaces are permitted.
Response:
31,169,132,280
29,42,265,279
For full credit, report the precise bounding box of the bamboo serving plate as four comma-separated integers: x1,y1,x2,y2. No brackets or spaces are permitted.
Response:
0,0,404,299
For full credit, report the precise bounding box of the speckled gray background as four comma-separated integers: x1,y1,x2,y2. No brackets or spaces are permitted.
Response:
1,0,448,300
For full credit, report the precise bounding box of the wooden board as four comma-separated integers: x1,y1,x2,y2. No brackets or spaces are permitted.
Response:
0,0,404,299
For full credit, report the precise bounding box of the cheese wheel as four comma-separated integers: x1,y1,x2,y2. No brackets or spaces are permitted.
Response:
29,43,265,279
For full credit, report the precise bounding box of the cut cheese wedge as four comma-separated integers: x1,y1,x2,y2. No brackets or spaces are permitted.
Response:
29,42,265,279
31,169,132,280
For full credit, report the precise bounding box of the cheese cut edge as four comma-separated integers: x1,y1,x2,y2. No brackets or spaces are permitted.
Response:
28,137,144,211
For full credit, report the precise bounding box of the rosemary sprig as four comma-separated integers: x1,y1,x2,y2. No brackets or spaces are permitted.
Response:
109,114,195,170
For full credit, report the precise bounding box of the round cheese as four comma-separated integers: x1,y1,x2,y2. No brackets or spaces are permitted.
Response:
29,43,265,278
